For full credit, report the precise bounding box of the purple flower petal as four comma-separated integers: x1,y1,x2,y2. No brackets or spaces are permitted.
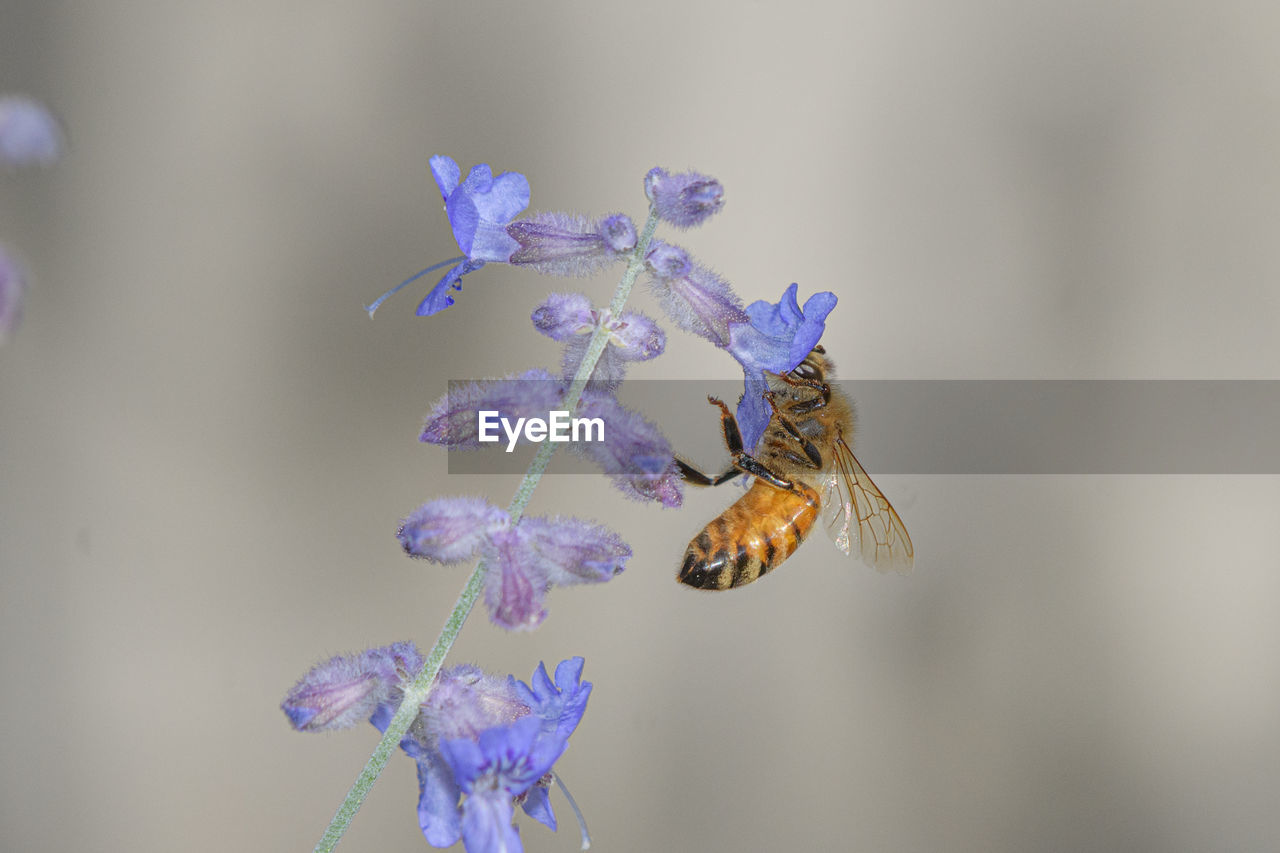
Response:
429,154,462,199
416,753,465,847
416,258,485,317
460,791,522,853
520,784,556,831
483,528,550,631
398,496,509,563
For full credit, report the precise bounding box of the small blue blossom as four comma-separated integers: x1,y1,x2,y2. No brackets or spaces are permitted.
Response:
727,283,838,451
367,155,529,317
0,95,64,167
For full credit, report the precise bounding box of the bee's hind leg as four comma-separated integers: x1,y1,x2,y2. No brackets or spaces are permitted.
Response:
674,457,741,487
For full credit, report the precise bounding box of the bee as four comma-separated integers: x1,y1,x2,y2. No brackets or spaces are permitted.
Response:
676,345,913,590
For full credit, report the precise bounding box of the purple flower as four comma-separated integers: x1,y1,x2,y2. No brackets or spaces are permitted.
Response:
281,642,423,733
727,283,838,451
0,244,24,344
482,515,631,630
366,155,529,317
507,211,636,277
393,494,630,630
533,293,666,390
405,658,592,850
420,369,565,449
574,390,683,507
644,167,724,228
645,240,749,348
0,96,64,167
398,497,511,563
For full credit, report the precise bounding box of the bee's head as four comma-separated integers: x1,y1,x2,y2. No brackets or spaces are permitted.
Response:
787,345,834,382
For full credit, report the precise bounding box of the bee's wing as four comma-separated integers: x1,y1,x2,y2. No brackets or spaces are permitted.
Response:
820,436,914,573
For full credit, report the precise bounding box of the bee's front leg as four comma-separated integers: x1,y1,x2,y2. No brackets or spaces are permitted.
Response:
704,396,795,492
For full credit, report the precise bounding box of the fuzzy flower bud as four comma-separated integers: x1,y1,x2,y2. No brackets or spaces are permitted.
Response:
644,167,724,228
646,240,749,349
575,390,683,507
507,211,636,277
420,369,565,448
281,642,423,732
531,293,594,341
398,496,511,563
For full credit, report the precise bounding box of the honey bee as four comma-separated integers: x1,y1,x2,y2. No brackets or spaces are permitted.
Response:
676,345,913,589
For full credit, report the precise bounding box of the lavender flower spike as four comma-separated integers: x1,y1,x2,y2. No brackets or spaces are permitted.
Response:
0,244,25,344
644,167,724,228
507,211,636,278
0,96,64,167
728,282,838,451
366,154,530,317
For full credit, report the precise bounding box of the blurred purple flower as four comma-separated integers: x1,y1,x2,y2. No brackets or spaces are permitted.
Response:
0,96,63,167
644,167,724,228
0,244,24,344
727,283,838,450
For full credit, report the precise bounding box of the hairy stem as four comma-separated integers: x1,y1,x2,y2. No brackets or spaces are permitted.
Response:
313,205,659,852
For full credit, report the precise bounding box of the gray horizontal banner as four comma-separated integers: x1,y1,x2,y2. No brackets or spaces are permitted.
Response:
440,380,1280,475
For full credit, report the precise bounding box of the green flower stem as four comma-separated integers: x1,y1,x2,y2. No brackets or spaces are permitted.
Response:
313,204,660,853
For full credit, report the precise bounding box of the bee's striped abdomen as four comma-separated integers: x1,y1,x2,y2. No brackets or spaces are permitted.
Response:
678,482,821,590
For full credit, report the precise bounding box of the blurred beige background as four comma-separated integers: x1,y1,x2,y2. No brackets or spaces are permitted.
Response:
3,2,1279,851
